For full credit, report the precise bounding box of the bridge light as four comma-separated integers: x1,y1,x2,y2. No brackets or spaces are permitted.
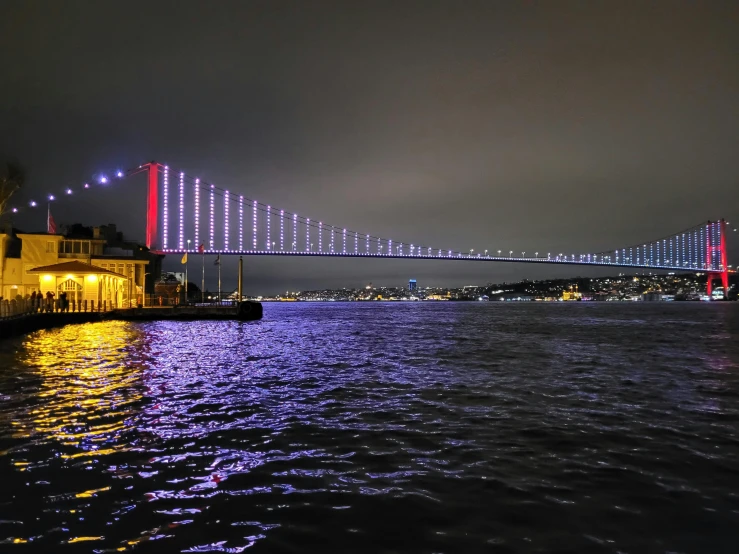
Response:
12,207,17,213
179,173,185,250
66,188,72,195
162,167,169,249
84,183,90,189
29,201,37,207
280,210,285,251
100,176,107,184
293,214,298,252
252,200,258,250
238,196,244,251
116,170,124,178
48,194,55,201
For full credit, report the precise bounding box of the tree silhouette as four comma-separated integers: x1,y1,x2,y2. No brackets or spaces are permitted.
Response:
0,161,24,219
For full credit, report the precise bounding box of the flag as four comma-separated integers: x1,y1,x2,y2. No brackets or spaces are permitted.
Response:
181,253,188,264
214,254,221,266
47,206,56,234
198,243,205,254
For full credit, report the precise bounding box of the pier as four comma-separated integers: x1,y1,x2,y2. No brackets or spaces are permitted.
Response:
0,301,263,340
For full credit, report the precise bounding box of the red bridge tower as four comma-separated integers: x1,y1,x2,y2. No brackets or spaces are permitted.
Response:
706,218,729,298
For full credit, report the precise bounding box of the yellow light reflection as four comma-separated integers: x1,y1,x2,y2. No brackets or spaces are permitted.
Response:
10,322,145,458
68,536,104,544
75,486,111,498
87,274,98,282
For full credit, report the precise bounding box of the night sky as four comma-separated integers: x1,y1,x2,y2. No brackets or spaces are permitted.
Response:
1,1,737,294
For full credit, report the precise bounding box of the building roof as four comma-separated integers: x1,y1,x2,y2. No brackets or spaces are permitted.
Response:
28,260,127,278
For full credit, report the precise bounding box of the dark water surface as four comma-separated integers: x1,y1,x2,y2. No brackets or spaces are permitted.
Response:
1,303,738,553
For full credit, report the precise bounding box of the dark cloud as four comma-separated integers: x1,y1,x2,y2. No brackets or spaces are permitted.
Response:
1,0,737,293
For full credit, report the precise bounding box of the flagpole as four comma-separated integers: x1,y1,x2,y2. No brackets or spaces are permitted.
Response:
186,240,192,304
201,251,205,304
218,258,222,303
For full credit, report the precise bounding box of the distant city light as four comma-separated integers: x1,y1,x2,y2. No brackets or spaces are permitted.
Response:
12,208,18,213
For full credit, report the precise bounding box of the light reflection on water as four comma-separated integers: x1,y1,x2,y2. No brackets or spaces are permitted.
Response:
0,303,738,552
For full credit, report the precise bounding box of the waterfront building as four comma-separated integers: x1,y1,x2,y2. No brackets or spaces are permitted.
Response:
409,279,417,291
0,227,157,307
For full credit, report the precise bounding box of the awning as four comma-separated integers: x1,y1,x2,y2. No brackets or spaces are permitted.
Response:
29,260,127,278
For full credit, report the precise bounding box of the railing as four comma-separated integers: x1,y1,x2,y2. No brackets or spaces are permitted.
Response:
1,296,245,319
144,294,238,308
0,297,119,320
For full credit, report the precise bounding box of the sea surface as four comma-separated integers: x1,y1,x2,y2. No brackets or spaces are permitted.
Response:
1,302,738,553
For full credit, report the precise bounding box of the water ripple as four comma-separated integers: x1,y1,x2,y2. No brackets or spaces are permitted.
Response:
1,303,738,552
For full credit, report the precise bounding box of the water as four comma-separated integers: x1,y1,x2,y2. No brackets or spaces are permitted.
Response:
1,303,738,553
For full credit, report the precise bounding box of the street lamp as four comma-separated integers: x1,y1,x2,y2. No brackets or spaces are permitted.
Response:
522,251,525,258
485,249,488,257
142,272,150,307
310,243,313,252
470,249,474,257
497,250,501,256
509,250,513,258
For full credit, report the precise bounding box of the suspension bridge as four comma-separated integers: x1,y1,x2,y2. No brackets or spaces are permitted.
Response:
11,161,734,297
